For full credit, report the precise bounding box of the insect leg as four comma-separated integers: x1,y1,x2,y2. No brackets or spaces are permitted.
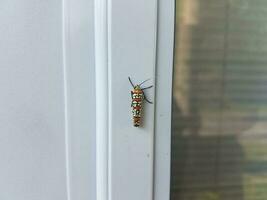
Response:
142,92,153,104
141,85,153,90
131,91,134,107
128,77,135,88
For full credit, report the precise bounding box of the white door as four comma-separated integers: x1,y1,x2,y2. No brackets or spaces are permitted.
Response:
0,1,95,199
8,1,267,200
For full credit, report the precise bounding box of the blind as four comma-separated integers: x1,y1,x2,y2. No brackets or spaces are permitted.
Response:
171,0,267,200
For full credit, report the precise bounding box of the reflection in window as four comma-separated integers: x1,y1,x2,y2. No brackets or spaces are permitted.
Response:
171,0,267,200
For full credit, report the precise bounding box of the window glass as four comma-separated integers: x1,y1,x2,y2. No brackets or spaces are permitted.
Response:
171,0,267,199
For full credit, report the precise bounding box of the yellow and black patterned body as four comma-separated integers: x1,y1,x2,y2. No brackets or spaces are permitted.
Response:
131,86,144,127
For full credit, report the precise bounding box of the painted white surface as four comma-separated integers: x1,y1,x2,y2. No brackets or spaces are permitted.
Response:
94,0,109,200
154,0,175,200
108,0,158,200
0,0,95,200
65,0,96,199
0,1,67,199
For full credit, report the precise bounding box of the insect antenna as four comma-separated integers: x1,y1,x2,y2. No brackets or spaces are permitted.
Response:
128,77,135,88
141,85,153,90
139,78,151,87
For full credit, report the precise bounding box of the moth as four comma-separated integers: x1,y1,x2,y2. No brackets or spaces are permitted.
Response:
128,77,153,127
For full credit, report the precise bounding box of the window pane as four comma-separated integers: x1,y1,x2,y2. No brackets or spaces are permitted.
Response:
171,0,267,200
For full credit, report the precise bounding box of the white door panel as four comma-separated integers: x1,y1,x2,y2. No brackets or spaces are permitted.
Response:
0,1,67,199
0,0,95,199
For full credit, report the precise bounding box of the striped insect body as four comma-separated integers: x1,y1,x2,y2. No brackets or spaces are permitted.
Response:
129,77,153,127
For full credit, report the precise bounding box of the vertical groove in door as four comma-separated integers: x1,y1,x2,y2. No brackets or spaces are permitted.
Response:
107,0,112,199
62,0,71,199
95,0,109,200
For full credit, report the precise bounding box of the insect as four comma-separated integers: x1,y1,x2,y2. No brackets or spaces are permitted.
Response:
128,77,153,127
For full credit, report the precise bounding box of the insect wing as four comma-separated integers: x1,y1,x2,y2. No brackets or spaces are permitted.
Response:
131,90,143,127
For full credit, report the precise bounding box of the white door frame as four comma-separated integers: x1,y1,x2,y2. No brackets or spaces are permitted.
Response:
94,0,174,199
154,0,175,199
